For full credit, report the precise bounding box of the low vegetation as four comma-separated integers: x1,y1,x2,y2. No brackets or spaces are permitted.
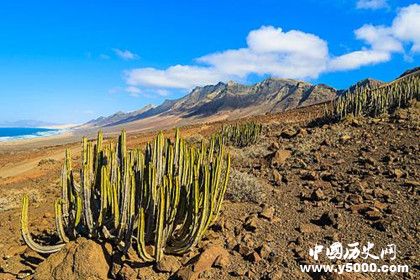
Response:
325,73,419,121
21,129,230,262
226,169,267,204
220,122,262,148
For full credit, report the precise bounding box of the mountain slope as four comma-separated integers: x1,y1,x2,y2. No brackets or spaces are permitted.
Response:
86,78,338,128
84,104,156,128
84,69,415,130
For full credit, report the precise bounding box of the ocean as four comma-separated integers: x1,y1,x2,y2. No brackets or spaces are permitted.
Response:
0,127,60,141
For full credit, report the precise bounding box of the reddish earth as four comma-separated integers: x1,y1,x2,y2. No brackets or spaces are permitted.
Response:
0,103,418,279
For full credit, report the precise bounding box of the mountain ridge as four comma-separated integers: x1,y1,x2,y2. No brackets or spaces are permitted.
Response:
83,70,415,129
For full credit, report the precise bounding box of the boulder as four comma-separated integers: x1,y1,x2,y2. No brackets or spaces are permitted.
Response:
33,238,109,280
193,245,230,273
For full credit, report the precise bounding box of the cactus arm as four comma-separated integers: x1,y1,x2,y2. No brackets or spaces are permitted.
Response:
155,183,166,261
136,207,154,262
54,199,70,243
21,195,65,254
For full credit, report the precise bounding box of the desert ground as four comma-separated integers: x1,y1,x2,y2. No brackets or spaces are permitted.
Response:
0,103,418,280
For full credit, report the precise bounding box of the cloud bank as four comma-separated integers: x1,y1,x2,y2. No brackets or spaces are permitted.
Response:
124,4,419,93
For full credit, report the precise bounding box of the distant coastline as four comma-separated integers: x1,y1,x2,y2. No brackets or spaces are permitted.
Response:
0,127,63,142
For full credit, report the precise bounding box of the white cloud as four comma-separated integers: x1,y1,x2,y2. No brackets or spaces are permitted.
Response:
126,26,329,91
392,4,420,52
356,0,389,10
123,4,419,93
329,50,390,71
329,4,420,70
355,24,402,52
198,26,329,79
125,65,227,89
113,48,138,60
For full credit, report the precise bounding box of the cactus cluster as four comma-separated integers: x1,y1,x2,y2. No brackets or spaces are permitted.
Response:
21,129,230,262
220,122,262,148
325,73,419,121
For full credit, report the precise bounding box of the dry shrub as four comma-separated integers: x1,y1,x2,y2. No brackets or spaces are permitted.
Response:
226,169,267,204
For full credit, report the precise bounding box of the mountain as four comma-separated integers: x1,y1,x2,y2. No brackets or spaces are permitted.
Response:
399,67,420,78
343,78,384,94
84,104,156,128
0,120,59,128
85,78,338,128
83,69,416,130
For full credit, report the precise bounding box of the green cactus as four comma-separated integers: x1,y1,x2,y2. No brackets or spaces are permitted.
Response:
20,129,230,262
220,122,262,147
326,72,419,121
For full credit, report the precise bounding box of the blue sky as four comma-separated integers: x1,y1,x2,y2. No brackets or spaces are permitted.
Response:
0,0,419,124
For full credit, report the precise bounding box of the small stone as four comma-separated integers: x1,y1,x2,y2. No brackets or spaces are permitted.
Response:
392,169,404,179
176,267,198,280
246,251,261,263
269,142,280,150
225,235,237,250
118,264,137,280
272,170,282,186
349,203,370,214
257,244,272,259
280,128,298,139
235,244,252,257
347,181,366,194
213,253,230,268
372,221,387,232
156,255,181,273
244,216,259,232
340,135,351,141
316,212,338,227
320,139,331,146
405,180,420,187
301,171,317,181
193,245,229,274
311,189,326,201
346,194,363,204
382,155,394,163
298,223,321,234
270,150,292,166
373,200,387,211
365,210,382,220
267,270,283,280
259,206,275,221
230,265,247,276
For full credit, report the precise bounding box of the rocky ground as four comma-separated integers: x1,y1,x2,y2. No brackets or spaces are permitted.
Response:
0,103,419,280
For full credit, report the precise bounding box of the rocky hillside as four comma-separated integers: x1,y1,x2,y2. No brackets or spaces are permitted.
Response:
85,69,417,129
343,78,384,94
85,78,339,128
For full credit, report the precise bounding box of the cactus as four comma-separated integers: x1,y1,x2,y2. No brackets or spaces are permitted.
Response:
220,122,262,147
326,72,419,121
20,129,230,262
